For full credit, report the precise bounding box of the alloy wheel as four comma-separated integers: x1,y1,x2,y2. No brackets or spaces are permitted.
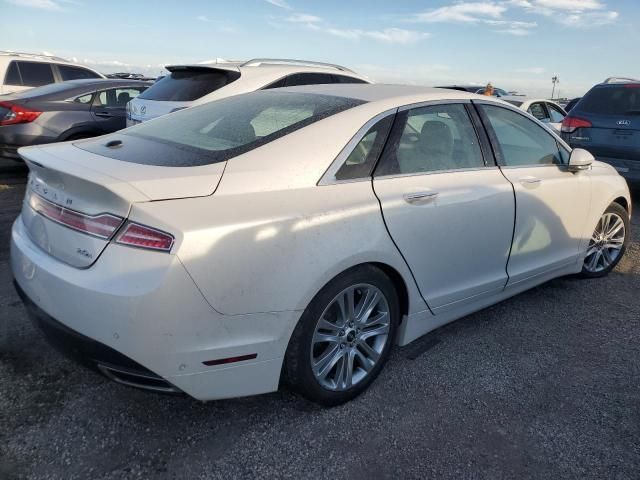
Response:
583,212,626,273
310,284,390,391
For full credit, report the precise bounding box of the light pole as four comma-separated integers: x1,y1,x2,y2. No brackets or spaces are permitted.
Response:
551,75,559,99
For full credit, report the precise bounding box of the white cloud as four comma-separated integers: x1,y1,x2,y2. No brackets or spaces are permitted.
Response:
285,13,322,23
305,23,429,44
508,0,617,27
495,27,532,35
5,0,62,10
558,10,618,27
515,67,546,74
412,2,506,23
264,0,290,9
196,15,209,22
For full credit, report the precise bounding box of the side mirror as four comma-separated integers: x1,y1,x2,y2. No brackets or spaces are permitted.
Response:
567,148,594,173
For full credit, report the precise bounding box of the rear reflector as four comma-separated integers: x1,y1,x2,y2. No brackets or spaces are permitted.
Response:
561,116,593,133
115,222,174,252
0,101,42,126
202,354,258,366
29,193,123,239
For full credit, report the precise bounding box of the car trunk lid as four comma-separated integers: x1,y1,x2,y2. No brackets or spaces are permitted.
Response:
18,141,225,267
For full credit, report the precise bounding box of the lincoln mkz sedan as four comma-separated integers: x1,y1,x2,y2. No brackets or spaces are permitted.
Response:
11,85,631,405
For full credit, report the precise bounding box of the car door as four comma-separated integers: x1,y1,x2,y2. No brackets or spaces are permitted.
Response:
91,87,145,132
476,102,590,284
372,101,515,311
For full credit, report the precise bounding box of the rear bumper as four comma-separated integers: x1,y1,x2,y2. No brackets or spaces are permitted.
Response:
10,215,299,401
1,123,57,161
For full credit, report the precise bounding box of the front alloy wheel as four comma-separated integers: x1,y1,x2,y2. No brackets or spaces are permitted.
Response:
284,265,399,406
582,203,629,277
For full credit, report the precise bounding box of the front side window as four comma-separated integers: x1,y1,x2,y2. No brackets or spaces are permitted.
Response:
481,105,564,166
58,65,101,81
16,61,54,87
376,103,485,176
335,115,393,180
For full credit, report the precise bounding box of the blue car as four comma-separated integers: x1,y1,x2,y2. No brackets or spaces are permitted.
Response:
561,77,640,183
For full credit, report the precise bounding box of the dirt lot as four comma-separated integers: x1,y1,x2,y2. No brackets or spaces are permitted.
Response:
1,163,639,480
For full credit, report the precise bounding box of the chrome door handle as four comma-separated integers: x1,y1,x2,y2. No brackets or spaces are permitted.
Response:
519,176,541,185
404,191,439,205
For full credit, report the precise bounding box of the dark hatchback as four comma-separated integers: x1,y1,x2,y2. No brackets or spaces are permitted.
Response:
562,78,640,183
0,78,151,161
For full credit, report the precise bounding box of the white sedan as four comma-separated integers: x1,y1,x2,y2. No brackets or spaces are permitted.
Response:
11,85,631,405
501,96,568,134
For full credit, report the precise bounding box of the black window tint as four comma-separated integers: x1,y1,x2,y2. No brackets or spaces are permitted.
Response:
580,86,640,115
4,61,21,85
78,91,366,167
335,115,394,180
505,99,523,107
528,103,550,122
547,103,566,123
263,77,287,89
58,65,101,81
139,69,239,101
482,105,564,166
95,88,143,108
17,62,55,87
333,75,367,84
376,104,485,176
285,73,335,86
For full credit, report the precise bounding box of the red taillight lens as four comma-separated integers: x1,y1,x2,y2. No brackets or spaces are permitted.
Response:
115,222,174,252
0,101,42,126
29,193,123,239
561,116,592,133
624,84,640,88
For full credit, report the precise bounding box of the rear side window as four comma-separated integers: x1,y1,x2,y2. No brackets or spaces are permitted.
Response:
4,61,21,85
138,69,240,101
376,104,485,176
579,86,640,115
16,61,55,87
335,115,393,180
86,91,366,166
58,65,101,81
285,73,335,86
333,75,367,84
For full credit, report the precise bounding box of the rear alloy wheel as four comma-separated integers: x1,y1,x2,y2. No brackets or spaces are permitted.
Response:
284,266,399,406
581,203,629,277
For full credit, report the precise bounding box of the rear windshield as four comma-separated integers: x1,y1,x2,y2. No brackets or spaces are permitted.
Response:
579,85,640,115
138,68,240,101
87,91,365,167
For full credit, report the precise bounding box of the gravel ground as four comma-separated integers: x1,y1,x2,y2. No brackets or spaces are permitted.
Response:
1,163,639,480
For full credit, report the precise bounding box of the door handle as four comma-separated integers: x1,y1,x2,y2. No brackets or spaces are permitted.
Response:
519,176,541,185
94,112,112,118
403,191,439,205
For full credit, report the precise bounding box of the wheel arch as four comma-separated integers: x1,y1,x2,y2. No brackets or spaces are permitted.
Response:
612,196,630,216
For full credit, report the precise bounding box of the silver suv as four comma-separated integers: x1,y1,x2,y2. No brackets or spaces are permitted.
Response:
0,51,104,95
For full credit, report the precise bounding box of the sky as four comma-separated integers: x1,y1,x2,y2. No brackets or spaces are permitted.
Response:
1,0,639,98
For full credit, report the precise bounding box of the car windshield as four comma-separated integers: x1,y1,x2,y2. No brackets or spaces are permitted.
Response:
580,85,640,115
119,91,365,166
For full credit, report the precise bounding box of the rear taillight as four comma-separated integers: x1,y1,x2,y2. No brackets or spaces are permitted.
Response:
115,222,174,252
0,101,42,126
29,193,123,239
561,116,592,133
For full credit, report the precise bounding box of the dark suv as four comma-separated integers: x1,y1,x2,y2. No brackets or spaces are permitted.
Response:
561,77,640,183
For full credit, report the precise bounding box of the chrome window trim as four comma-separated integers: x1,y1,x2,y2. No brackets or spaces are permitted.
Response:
318,108,398,186
374,165,501,181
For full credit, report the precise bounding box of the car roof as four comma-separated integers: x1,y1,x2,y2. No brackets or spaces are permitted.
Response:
277,83,486,105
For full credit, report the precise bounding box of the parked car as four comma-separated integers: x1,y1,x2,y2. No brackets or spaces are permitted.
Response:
126,58,369,126
564,97,582,112
0,51,104,95
562,77,640,182
12,85,630,406
436,85,509,97
0,79,151,161
501,96,567,134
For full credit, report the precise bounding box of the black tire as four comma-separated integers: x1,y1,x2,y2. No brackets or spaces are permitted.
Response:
283,265,400,406
580,202,629,278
